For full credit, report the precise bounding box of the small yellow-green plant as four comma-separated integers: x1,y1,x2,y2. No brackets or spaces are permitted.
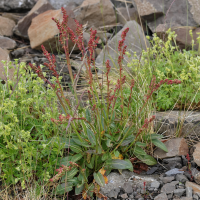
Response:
0,60,66,188
126,29,200,110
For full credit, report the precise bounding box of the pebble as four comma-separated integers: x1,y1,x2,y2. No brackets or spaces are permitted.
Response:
160,176,175,183
122,182,133,194
176,174,189,183
146,166,158,175
120,193,128,199
193,193,199,200
154,192,168,200
165,168,184,176
173,188,186,197
150,180,160,189
186,186,193,197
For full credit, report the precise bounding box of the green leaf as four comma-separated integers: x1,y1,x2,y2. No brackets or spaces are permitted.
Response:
65,139,82,153
152,138,168,152
61,168,79,182
124,159,133,171
85,109,91,122
135,142,147,147
86,155,95,169
114,150,120,158
73,137,92,147
60,156,71,166
133,146,146,155
70,144,82,153
121,135,135,146
149,134,163,140
102,152,112,161
87,128,96,145
93,172,105,187
106,139,113,147
71,153,83,163
75,183,84,195
135,154,157,166
56,183,73,195
105,159,133,170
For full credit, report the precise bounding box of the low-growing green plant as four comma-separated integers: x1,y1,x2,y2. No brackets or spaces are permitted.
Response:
28,8,181,199
0,61,67,188
126,29,200,111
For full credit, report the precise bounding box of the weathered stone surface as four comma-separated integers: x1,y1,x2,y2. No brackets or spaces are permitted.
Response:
132,0,200,32
173,26,200,50
194,172,200,185
100,170,158,195
28,9,76,52
0,16,15,36
0,0,37,11
75,0,116,30
49,0,84,10
0,36,17,50
132,0,164,21
14,0,54,39
161,181,179,194
0,47,13,81
185,181,200,194
154,111,200,137
154,192,168,200
2,13,24,23
96,20,149,71
193,143,200,167
154,138,188,159
156,25,200,50
174,189,186,197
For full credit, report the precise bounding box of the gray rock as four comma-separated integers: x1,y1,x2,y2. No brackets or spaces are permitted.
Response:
154,138,189,159
160,176,175,184
100,172,126,195
167,193,173,199
75,0,116,30
176,174,189,183
173,188,186,197
146,166,158,175
193,194,199,200
14,0,54,39
193,143,200,166
0,16,15,37
165,168,184,176
150,181,160,189
49,0,84,10
107,188,120,198
0,0,37,11
122,182,133,194
186,187,193,197
154,192,168,200
161,181,179,194
163,157,183,169
154,111,200,137
0,47,13,81
181,197,193,200
11,48,25,58
132,0,200,32
0,36,16,50
121,193,128,199
96,20,149,72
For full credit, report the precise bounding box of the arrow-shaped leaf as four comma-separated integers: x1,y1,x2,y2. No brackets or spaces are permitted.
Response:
105,159,133,170
93,172,105,187
152,138,168,152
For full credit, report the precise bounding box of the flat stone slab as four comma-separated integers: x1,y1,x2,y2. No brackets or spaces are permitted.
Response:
154,111,200,138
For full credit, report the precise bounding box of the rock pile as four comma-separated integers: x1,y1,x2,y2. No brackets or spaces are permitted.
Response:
98,138,200,199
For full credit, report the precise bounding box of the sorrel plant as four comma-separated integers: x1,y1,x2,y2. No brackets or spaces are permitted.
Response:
29,7,182,199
